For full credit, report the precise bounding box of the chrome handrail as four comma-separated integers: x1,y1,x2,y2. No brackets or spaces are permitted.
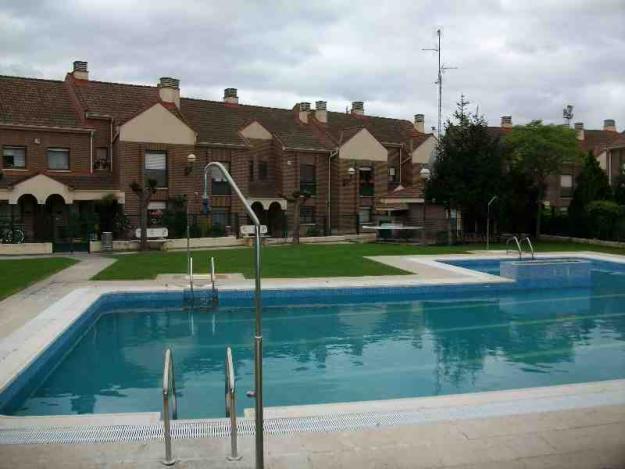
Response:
521,237,535,260
225,347,241,461
506,236,523,259
211,257,217,299
162,348,178,466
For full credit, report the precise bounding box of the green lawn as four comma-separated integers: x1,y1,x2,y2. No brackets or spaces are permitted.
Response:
0,257,78,301
92,240,624,281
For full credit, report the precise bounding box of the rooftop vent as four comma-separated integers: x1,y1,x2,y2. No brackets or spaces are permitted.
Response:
604,119,617,132
223,88,238,104
298,102,311,123
414,114,425,133
315,101,327,123
351,101,364,116
501,116,512,128
72,61,89,80
574,122,584,140
158,77,180,108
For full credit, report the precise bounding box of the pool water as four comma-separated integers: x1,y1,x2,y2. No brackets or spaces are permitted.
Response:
5,261,625,418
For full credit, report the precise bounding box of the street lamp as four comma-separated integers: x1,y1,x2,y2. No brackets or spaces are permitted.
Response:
420,167,431,245
486,195,497,250
203,162,265,469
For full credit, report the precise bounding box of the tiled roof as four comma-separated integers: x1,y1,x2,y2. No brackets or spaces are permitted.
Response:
0,172,117,190
69,78,160,124
580,130,622,153
180,98,332,150
0,76,82,128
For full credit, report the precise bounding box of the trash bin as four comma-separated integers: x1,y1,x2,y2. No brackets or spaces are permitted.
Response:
102,232,113,252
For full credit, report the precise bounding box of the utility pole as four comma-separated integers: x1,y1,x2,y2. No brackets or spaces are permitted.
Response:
423,29,457,140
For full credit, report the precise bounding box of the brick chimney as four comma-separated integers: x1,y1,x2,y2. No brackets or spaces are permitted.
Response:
298,102,311,123
223,88,239,104
72,61,89,80
574,122,584,141
604,119,617,132
351,101,364,116
315,101,327,123
158,77,180,108
414,114,425,133
501,116,513,128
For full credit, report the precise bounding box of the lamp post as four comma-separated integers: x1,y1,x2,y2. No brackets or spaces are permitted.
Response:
203,162,264,469
420,167,431,245
185,154,196,276
486,195,497,250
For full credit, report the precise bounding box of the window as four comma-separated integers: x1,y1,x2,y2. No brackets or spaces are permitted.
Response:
299,164,316,194
560,174,573,198
145,151,167,188
211,162,231,195
2,146,26,169
258,161,268,180
359,207,372,224
94,147,110,171
147,201,166,226
388,167,398,184
248,160,254,182
359,167,374,196
300,206,315,224
47,148,69,170
211,208,230,227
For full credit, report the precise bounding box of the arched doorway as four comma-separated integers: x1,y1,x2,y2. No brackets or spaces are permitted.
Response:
43,194,70,245
267,202,285,237
17,194,39,242
251,202,266,226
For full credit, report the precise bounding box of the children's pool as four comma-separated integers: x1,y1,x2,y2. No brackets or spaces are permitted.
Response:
2,258,625,418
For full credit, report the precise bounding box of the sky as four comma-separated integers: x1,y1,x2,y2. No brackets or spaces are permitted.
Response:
1,0,624,131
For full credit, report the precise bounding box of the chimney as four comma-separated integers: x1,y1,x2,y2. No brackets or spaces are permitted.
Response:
298,102,310,123
72,61,89,80
414,114,425,133
574,122,584,141
351,101,364,116
158,77,180,108
223,88,239,104
604,119,617,132
315,101,327,123
501,116,513,128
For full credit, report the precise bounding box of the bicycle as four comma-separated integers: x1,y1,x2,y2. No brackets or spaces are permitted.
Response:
0,224,25,244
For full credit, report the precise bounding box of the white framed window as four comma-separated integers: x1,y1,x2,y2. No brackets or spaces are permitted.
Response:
560,174,573,197
359,207,372,224
145,151,167,188
47,148,69,170
94,147,110,171
2,146,26,169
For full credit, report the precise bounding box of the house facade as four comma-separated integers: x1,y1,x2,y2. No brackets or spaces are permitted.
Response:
0,61,436,245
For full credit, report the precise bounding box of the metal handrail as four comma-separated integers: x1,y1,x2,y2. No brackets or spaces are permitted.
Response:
521,237,535,260
225,347,241,461
211,257,217,298
506,236,523,259
162,348,178,466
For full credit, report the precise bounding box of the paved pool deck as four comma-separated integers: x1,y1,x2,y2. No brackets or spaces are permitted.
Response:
1,250,625,468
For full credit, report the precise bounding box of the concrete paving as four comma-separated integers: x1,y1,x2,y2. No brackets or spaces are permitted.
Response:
1,404,624,468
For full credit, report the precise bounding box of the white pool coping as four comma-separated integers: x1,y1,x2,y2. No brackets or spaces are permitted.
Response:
0,250,624,437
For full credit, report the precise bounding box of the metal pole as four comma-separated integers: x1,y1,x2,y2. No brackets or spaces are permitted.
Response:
422,198,427,246
487,196,497,250
186,199,190,277
203,161,264,469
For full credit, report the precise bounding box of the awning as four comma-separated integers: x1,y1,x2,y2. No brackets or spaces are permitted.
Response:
375,203,409,213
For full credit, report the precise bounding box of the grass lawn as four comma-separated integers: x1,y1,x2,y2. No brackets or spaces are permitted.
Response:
0,257,78,301
92,240,625,281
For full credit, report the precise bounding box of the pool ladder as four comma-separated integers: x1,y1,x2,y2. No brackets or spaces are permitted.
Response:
160,347,240,465
505,236,535,260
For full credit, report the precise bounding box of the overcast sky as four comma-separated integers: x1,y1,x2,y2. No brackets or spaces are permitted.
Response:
1,0,624,130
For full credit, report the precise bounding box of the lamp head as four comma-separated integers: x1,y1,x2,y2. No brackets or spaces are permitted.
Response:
187,153,197,164
347,167,356,177
419,167,431,181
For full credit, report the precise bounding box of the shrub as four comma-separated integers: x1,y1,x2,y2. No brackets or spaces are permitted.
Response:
585,200,624,239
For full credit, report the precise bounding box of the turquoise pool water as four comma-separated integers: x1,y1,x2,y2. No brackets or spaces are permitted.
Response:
5,261,625,418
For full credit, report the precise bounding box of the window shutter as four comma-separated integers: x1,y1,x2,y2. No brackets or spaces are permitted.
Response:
145,152,166,170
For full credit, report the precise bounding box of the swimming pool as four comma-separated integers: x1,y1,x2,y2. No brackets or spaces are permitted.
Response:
2,257,625,419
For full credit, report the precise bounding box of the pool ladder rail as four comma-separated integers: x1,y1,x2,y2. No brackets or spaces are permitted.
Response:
162,348,178,466
505,236,535,260
183,256,219,310
225,346,241,461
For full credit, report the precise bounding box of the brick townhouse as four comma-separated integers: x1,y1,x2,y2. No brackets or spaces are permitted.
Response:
488,116,622,211
0,61,436,246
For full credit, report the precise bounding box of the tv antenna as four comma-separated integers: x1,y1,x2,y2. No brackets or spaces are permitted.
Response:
423,29,457,140
562,105,574,127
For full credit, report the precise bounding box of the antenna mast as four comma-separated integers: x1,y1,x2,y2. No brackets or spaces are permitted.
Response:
423,29,457,140
562,104,574,127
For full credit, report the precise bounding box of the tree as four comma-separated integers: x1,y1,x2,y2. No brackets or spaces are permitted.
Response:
614,172,625,206
427,95,503,243
130,179,157,251
585,200,623,239
280,190,311,245
505,121,581,238
568,151,612,235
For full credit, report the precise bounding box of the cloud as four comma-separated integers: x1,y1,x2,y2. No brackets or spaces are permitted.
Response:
0,0,623,130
